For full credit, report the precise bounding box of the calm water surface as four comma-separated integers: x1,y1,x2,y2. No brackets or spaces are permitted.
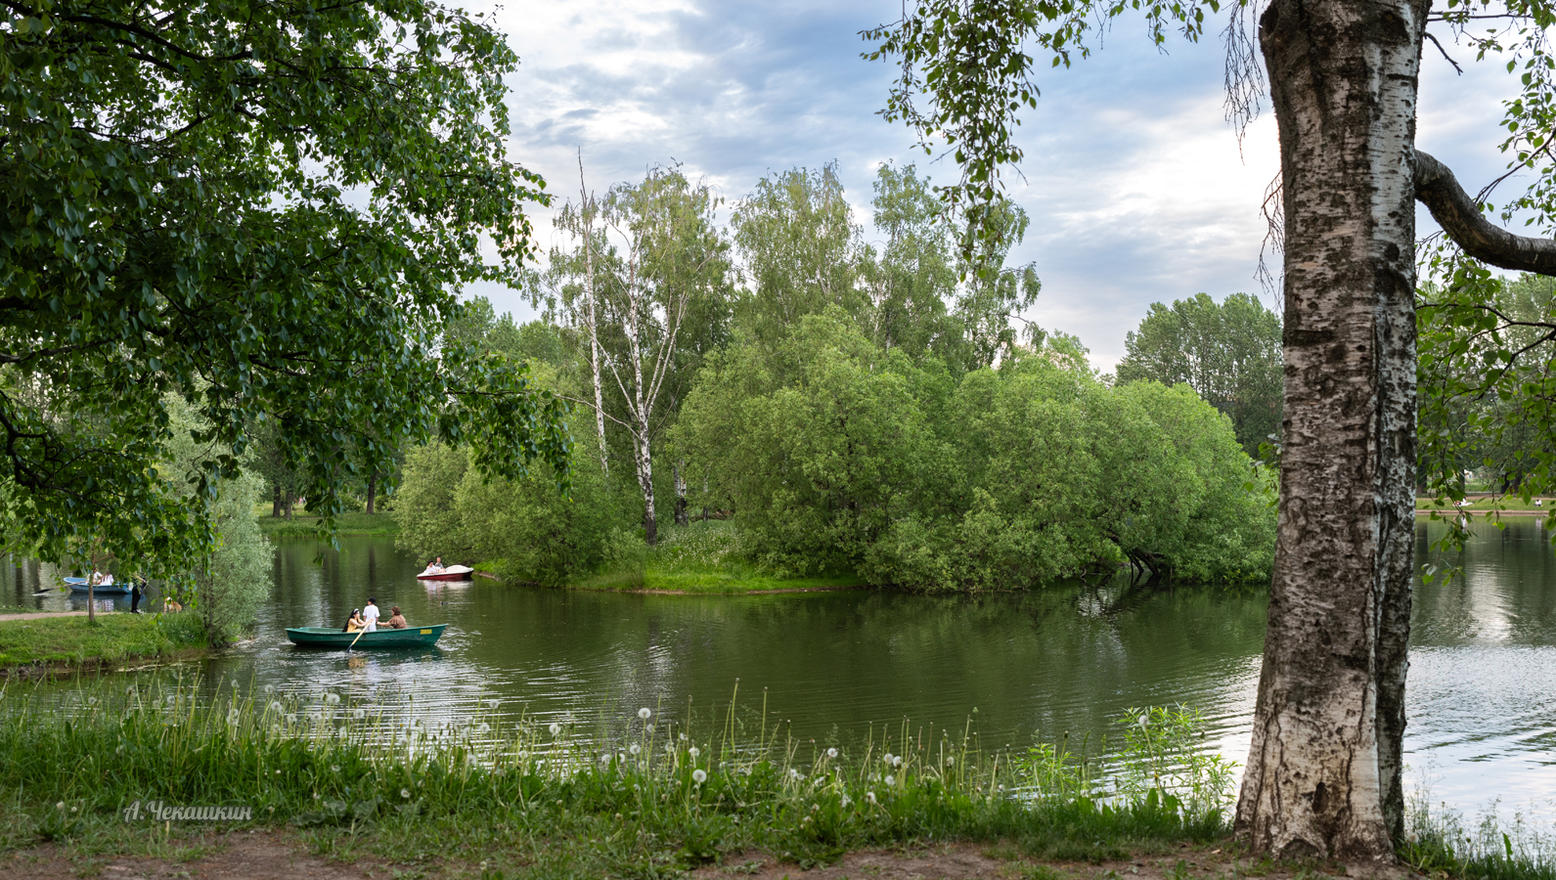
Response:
2,518,1554,817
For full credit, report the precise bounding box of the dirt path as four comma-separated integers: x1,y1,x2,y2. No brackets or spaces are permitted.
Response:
0,831,1388,880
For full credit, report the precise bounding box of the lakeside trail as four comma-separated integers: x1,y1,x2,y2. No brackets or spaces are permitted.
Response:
0,830,1382,880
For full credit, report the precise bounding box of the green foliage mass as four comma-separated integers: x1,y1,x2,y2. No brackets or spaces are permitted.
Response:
162,398,272,646
396,428,627,585
678,310,1274,590
1116,293,1283,456
396,163,1271,593
0,0,568,576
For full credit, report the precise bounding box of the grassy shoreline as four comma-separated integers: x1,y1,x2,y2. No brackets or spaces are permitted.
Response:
0,684,1537,879
0,682,1233,877
485,519,875,595
0,613,208,678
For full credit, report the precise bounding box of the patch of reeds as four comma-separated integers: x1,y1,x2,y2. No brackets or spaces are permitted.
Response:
0,679,1234,873
1401,791,1556,880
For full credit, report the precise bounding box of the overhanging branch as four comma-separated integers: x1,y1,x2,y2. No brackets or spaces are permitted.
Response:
1416,150,1556,274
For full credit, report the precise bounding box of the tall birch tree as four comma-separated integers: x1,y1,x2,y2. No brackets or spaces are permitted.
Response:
867,0,1556,864
550,166,732,545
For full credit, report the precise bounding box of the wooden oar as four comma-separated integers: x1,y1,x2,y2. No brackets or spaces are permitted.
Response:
347,626,368,651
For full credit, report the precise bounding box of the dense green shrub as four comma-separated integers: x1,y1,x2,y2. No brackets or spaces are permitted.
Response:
678,312,1275,590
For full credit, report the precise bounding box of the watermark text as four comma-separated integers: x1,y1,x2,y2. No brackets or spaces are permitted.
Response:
122,800,252,822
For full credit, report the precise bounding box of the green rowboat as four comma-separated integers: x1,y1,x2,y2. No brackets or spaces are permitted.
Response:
285,624,447,649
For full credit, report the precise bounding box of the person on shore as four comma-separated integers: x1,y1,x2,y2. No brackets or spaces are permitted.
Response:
386,606,407,629
130,577,143,614
361,597,380,632
342,609,362,633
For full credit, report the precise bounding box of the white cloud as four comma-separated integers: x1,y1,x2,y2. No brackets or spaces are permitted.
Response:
460,1,1535,372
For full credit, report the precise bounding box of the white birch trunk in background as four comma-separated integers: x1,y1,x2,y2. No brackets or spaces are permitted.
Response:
578,157,611,478
1234,0,1424,861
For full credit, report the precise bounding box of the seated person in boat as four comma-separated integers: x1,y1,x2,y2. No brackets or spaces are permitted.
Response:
90,569,114,586
386,606,407,629
342,609,362,633
427,556,445,573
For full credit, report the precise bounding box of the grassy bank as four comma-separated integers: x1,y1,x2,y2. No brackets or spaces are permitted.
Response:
488,520,870,594
0,682,1235,876
255,511,399,539
0,613,207,672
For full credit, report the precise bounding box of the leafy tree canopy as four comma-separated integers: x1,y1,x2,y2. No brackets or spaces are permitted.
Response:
1117,292,1282,456
0,0,569,573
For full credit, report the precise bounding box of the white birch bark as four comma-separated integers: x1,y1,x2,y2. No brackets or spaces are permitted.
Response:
578,156,610,478
1235,0,1425,861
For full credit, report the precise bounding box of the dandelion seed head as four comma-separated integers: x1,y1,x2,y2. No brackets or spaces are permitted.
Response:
865,792,876,804
269,702,283,713
883,753,894,765
476,723,491,735
886,774,896,785
637,707,652,720
893,755,902,767
326,693,341,705
826,747,838,759
692,769,707,784
549,722,562,736
264,684,276,694
401,789,411,799
629,743,641,755
353,708,366,720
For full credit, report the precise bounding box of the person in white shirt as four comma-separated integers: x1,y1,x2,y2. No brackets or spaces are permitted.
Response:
361,598,380,632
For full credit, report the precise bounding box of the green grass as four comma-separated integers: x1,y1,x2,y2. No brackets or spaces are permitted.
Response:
1416,493,1556,512
255,511,400,538
0,681,1233,874
0,613,207,669
571,519,869,594
1400,794,1556,880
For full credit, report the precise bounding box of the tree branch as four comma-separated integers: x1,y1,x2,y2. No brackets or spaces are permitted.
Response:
1415,150,1556,274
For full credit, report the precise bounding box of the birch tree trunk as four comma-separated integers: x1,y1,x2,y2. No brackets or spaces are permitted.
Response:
674,458,689,526
578,158,611,478
1235,0,1424,860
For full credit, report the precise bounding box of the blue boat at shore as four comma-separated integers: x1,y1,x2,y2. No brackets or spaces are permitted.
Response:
63,577,132,595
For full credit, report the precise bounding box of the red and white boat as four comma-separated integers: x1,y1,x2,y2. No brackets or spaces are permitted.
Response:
415,564,474,581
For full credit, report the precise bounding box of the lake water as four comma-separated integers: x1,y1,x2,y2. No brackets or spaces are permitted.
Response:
3,517,1554,818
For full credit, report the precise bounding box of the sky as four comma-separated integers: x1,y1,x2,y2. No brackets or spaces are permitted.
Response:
465,0,1531,371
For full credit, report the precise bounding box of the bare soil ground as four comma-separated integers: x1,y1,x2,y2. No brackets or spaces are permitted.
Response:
0,832,1386,880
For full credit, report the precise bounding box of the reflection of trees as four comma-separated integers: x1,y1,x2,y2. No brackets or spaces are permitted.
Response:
1414,519,1556,646
450,585,1268,748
